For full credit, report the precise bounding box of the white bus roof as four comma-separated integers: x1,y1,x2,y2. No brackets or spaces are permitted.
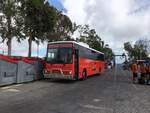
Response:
48,41,104,55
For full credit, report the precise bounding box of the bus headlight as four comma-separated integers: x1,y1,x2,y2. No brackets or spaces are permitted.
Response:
69,71,72,75
63,71,72,75
44,70,47,73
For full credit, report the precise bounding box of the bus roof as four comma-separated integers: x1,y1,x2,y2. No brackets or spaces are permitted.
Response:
48,41,104,55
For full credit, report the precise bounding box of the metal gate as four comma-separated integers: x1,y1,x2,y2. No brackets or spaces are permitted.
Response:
0,60,17,86
34,61,44,80
16,61,36,83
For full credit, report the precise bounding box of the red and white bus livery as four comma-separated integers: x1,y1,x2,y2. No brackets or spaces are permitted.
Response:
44,41,105,80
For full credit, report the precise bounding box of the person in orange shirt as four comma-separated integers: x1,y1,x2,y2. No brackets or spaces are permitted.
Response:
140,62,146,84
131,62,138,83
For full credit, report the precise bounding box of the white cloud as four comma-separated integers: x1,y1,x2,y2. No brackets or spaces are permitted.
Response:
63,0,86,24
63,0,150,55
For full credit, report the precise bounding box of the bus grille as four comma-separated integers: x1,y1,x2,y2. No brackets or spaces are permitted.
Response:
52,70,61,74
63,71,70,75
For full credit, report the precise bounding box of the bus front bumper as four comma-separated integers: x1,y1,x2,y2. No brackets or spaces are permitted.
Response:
44,73,75,80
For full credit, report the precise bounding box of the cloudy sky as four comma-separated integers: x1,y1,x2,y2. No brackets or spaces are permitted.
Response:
63,0,150,53
62,0,150,63
1,0,150,62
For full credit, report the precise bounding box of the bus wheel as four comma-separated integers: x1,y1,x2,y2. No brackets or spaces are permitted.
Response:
82,70,87,80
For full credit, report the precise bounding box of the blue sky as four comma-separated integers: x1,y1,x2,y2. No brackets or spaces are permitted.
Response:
48,0,67,13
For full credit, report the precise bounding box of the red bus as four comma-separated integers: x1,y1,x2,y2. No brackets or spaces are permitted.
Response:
44,41,105,80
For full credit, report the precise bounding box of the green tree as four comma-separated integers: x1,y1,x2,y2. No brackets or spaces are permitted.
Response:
134,39,149,59
103,46,114,61
47,12,73,41
124,39,150,60
77,24,114,61
0,0,21,56
124,42,133,59
20,0,57,57
78,25,103,51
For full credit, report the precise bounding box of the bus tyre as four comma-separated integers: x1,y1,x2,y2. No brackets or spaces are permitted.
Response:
82,70,87,80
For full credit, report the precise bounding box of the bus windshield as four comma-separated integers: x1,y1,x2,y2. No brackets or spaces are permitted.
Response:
47,48,73,64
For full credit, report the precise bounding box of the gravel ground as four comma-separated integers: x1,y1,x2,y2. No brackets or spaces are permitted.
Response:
0,65,150,113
